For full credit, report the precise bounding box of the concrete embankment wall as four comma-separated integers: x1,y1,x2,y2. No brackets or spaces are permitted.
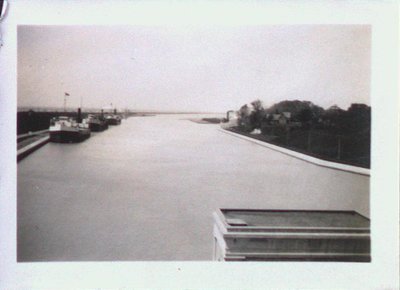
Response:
17,136,50,162
17,130,49,142
219,128,370,176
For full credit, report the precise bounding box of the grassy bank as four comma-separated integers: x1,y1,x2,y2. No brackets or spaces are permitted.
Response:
226,127,370,169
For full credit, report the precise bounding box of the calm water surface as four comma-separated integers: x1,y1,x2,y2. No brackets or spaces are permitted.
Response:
17,114,369,261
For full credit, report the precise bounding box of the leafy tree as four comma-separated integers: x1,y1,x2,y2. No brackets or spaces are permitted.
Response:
296,108,314,123
251,99,263,111
265,100,324,122
249,99,265,129
237,104,252,130
346,103,371,133
321,104,346,132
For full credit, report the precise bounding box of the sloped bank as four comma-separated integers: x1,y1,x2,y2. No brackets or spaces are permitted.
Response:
219,128,370,176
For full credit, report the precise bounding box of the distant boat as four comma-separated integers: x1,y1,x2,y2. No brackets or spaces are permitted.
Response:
49,116,91,143
105,114,121,125
87,114,109,131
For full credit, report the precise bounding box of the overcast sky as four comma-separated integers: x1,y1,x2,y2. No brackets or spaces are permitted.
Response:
18,25,370,112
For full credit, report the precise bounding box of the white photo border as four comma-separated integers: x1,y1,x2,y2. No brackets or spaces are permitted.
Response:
0,1,398,289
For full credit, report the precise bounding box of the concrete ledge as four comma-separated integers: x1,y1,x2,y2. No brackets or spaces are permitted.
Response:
17,136,50,162
224,252,371,262
17,129,49,141
218,128,370,176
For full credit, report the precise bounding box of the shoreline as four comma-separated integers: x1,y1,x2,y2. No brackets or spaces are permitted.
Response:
219,128,370,176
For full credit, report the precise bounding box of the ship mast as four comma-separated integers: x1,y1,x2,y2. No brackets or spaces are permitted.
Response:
64,92,69,112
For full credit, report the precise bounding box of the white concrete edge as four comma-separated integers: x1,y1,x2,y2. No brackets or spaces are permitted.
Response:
17,136,50,156
218,128,370,177
17,129,49,140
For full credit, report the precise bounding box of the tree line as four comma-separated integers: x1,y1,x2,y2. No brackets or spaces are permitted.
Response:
236,99,371,135
230,99,371,167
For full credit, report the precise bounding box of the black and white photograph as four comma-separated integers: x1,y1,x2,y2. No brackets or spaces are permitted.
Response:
17,24,372,262
1,1,399,289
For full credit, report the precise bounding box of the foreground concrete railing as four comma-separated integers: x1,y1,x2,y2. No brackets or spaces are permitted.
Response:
218,128,370,176
213,208,371,262
17,129,49,142
17,136,50,162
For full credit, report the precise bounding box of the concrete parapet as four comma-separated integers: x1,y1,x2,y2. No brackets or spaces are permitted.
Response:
213,209,371,262
17,129,49,142
17,136,50,162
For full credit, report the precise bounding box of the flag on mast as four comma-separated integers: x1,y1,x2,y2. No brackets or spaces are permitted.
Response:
64,92,69,112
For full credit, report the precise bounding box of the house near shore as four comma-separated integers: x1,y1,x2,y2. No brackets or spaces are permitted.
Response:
221,110,239,128
271,112,291,126
226,110,238,121
259,111,297,134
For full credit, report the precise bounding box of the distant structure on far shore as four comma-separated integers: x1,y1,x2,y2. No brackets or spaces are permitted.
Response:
221,110,239,128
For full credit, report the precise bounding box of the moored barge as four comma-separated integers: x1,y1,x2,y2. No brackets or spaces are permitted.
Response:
87,114,108,131
49,116,91,143
105,114,121,125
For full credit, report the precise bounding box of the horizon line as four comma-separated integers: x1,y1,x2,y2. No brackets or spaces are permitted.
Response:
17,106,225,114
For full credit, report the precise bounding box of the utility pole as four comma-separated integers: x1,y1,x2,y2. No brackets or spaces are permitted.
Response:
63,95,66,112
337,135,342,160
64,92,69,112
286,127,290,146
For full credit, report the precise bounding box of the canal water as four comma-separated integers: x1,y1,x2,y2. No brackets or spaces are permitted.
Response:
17,114,369,261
